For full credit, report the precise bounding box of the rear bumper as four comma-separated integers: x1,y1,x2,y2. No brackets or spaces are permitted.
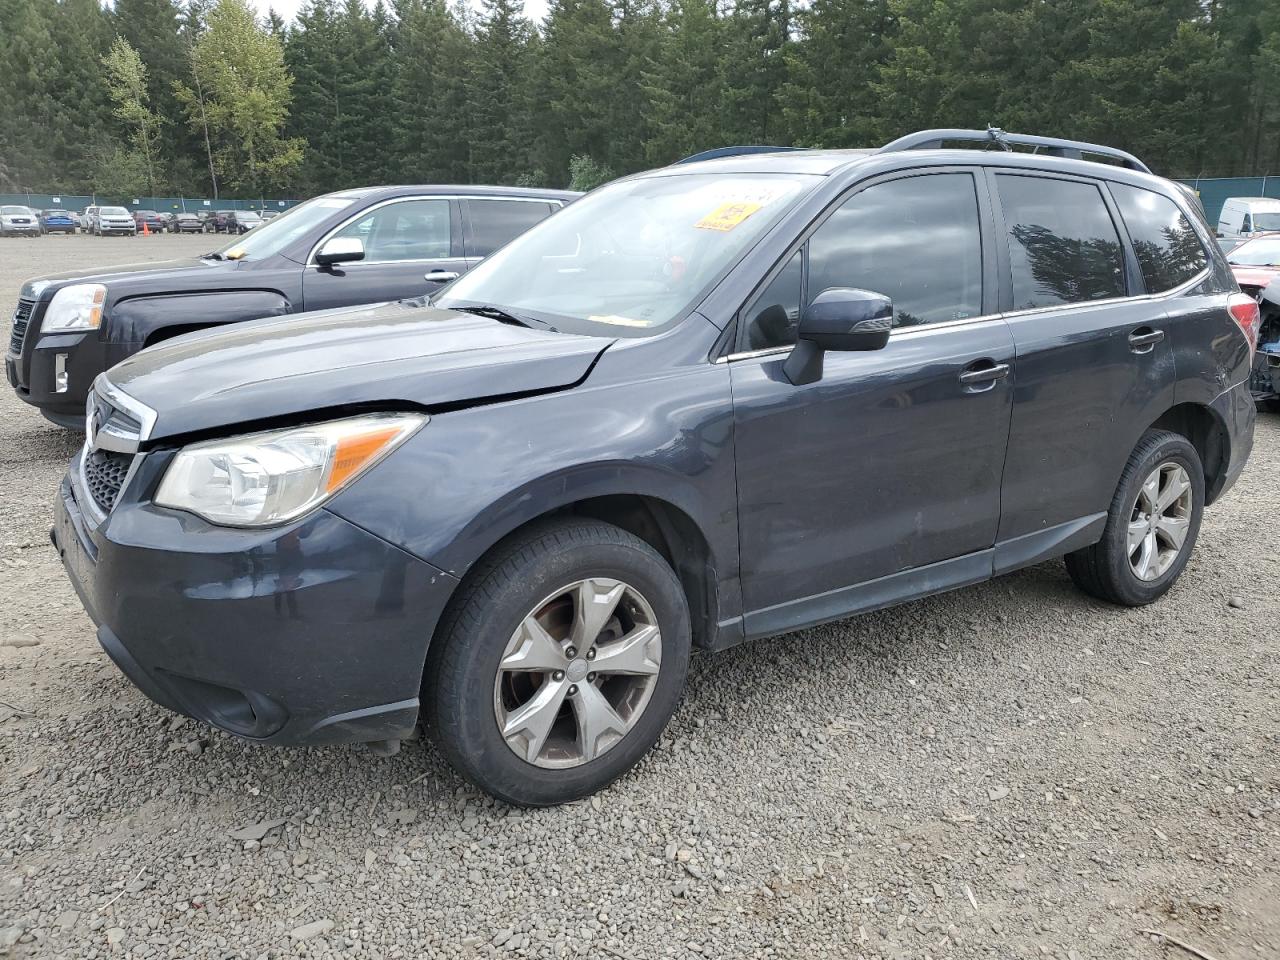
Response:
53,460,459,745
1209,379,1255,503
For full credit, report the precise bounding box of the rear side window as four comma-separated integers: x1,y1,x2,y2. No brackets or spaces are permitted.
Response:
1112,184,1207,292
996,175,1125,310
466,200,555,258
807,173,984,329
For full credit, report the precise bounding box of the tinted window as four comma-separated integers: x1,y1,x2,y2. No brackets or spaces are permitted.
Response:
996,175,1124,309
336,199,451,261
467,200,555,257
807,173,983,329
745,250,803,349
1112,184,1207,292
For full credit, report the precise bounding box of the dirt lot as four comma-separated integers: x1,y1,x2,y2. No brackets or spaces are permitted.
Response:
0,233,1276,959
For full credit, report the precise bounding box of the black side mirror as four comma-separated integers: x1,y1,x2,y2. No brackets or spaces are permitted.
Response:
783,287,893,385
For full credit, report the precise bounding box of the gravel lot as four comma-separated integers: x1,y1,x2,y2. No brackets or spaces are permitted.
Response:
0,234,1277,959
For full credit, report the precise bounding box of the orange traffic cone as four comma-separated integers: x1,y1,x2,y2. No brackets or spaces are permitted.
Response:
142,221,150,236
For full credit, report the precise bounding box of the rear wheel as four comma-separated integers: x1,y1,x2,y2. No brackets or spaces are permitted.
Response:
426,519,691,806
1065,430,1203,606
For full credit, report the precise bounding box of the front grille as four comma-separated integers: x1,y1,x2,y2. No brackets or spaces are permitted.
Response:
9,298,33,354
83,448,133,514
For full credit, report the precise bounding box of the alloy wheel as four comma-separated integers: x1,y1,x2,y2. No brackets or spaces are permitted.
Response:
493,577,662,768
1127,461,1192,581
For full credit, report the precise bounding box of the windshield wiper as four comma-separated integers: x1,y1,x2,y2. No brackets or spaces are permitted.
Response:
201,251,224,261
455,303,558,332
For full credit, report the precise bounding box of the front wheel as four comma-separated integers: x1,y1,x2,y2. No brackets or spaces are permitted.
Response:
426,520,692,806
1065,430,1204,606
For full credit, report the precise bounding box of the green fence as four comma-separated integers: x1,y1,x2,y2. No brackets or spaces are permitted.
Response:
1176,178,1280,228
0,193,301,214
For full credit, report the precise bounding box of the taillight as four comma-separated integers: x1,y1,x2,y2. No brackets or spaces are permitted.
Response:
1228,292,1261,352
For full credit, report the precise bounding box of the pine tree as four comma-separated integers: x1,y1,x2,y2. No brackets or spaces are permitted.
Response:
467,0,538,183
640,0,726,165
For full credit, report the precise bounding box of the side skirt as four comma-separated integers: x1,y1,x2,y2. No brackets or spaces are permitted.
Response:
712,514,1106,650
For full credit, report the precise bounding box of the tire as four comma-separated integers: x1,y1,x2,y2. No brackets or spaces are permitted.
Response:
426,519,692,806
1065,429,1204,606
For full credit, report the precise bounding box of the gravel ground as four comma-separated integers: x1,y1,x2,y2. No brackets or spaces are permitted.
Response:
0,234,1277,959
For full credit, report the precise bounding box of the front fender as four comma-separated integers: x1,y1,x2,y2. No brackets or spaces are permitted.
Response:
325,352,740,602
108,290,292,344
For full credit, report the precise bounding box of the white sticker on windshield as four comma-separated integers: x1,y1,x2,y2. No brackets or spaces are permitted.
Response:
588,314,656,327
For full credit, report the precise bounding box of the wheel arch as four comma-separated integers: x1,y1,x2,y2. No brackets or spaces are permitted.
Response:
1147,401,1231,504
110,290,292,344
435,492,723,653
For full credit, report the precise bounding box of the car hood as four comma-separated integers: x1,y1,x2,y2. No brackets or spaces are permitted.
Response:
19,258,228,300
106,300,615,440
1231,266,1280,289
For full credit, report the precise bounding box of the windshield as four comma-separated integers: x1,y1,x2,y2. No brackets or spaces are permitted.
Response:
1,206,30,215
1251,213,1280,231
214,195,357,261
136,210,158,216
436,173,819,336
101,207,128,215
46,210,68,216
1228,236,1280,266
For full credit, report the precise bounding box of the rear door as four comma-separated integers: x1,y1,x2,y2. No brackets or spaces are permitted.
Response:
990,170,1176,549
461,198,560,266
302,197,467,311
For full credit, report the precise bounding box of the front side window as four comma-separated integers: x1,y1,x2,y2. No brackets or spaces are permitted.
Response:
332,199,450,262
466,200,555,258
1112,184,1207,292
437,173,819,337
808,173,984,330
997,175,1125,310
744,249,803,350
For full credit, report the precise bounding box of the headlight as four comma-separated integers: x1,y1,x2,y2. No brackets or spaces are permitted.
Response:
43,284,106,332
155,413,427,527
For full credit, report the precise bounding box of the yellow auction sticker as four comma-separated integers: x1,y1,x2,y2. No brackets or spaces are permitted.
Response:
695,201,763,232
224,247,247,260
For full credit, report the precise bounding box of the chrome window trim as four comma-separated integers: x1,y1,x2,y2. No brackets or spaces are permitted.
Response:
306,194,562,267
717,265,1212,363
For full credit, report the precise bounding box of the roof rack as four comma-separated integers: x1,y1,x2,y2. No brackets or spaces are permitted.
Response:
877,127,1152,174
674,145,802,164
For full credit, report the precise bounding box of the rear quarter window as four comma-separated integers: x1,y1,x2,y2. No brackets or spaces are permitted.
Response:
1111,184,1208,292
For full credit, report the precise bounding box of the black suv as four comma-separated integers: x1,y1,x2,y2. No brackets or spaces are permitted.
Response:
51,131,1256,805
7,185,577,427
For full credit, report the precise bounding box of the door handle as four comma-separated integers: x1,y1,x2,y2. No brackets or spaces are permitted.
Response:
425,270,459,282
958,360,1011,388
1128,327,1165,353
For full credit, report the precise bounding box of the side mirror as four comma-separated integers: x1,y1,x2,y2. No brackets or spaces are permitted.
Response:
783,287,893,385
316,236,365,267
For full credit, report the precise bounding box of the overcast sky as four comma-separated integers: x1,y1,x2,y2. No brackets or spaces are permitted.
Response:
250,0,552,26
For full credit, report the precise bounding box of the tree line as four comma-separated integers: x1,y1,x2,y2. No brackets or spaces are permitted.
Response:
2,0,1280,199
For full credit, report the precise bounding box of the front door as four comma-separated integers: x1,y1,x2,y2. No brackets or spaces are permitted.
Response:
730,170,1015,634
303,197,467,311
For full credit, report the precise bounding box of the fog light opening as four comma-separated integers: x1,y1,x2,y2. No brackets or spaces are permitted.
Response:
54,354,68,393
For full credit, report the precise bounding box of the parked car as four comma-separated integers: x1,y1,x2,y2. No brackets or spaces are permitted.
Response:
227,210,263,233
0,206,41,236
1216,196,1280,244
8,185,576,427
207,210,235,233
46,131,1255,805
261,210,281,221
92,206,138,236
170,211,205,233
81,206,99,232
1225,234,1280,408
133,209,166,233
39,209,78,234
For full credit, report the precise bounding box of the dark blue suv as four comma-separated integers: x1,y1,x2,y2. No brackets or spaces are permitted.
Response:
50,130,1256,805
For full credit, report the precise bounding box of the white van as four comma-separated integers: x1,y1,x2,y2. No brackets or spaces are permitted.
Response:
1217,197,1280,239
